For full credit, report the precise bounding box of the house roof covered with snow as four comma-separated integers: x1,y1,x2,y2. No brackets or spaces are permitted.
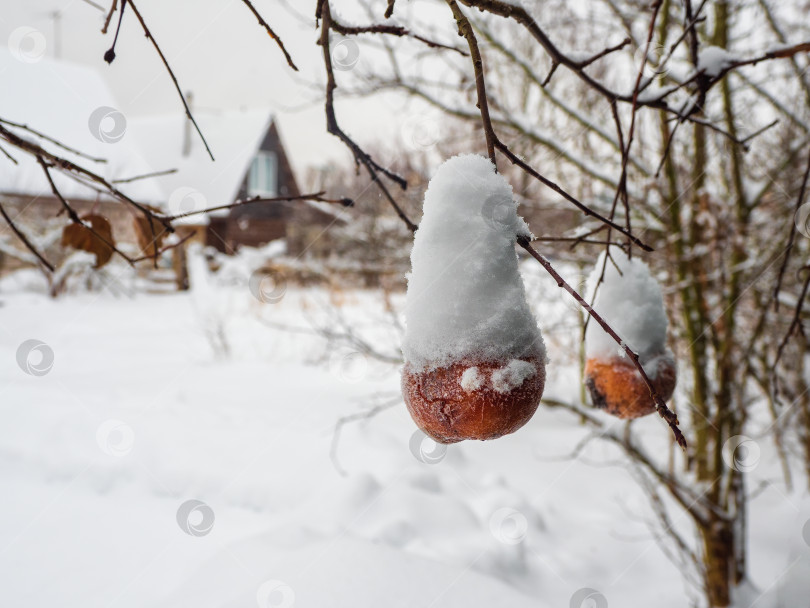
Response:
0,49,162,203
2,51,299,229
127,109,273,222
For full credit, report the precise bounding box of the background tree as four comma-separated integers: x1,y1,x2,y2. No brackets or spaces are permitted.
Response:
313,2,810,604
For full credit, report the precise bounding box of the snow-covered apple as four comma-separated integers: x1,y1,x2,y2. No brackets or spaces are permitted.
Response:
401,154,547,444
402,356,546,443
583,252,677,419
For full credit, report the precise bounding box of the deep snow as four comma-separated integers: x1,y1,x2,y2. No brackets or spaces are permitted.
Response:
0,261,807,607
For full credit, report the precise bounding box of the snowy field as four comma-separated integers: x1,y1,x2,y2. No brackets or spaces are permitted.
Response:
1,260,808,607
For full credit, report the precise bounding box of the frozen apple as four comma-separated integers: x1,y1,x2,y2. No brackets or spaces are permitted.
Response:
585,353,676,419
583,251,677,419
401,154,546,444
402,356,546,443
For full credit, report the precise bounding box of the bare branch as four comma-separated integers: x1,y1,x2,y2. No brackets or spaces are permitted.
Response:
446,0,496,167
318,2,417,232
239,0,299,71
0,118,107,163
773,149,810,313
112,168,178,184
162,191,353,222
36,155,135,266
0,143,18,165
130,231,195,263
774,267,810,372
111,0,215,161
329,15,467,55
101,0,118,34
521,237,686,448
0,203,54,272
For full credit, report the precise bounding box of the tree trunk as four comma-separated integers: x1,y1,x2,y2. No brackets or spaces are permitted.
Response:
703,518,734,607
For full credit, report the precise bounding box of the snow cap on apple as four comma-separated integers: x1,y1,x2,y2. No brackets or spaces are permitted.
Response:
403,154,545,369
401,154,546,443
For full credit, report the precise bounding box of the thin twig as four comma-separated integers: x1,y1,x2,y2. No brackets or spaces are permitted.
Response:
36,155,135,265
0,118,107,163
0,143,18,164
103,0,126,62
123,0,215,160
318,2,416,232
519,236,686,449
239,0,299,71
435,3,651,249
331,397,400,476
773,267,810,371
613,0,663,255
330,16,467,55
130,231,195,262
81,0,105,10
101,0,118,34
163,191,353,221
576,37,632,68
0,122,174,233
773,148,810,311
112,168,178,184
455,0,809,120
446,0,496,166
0,203,54,272
497,141,653,251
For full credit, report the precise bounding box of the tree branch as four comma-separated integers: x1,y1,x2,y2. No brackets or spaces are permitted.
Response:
521,237,686,448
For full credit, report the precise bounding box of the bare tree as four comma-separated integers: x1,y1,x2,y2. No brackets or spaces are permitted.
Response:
2,1,810,605
311,1,810,604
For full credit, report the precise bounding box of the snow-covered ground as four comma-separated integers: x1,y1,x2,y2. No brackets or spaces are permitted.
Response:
1,261,807,607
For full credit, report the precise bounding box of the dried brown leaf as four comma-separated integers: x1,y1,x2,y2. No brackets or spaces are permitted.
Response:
61,214,115,268
133,206,170,257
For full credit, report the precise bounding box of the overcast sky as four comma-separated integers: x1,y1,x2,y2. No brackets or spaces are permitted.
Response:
0,0,433,173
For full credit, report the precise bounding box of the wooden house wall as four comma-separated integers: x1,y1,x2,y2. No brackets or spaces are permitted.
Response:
2,121,342,265
0,194,151,274
207,121,313,254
